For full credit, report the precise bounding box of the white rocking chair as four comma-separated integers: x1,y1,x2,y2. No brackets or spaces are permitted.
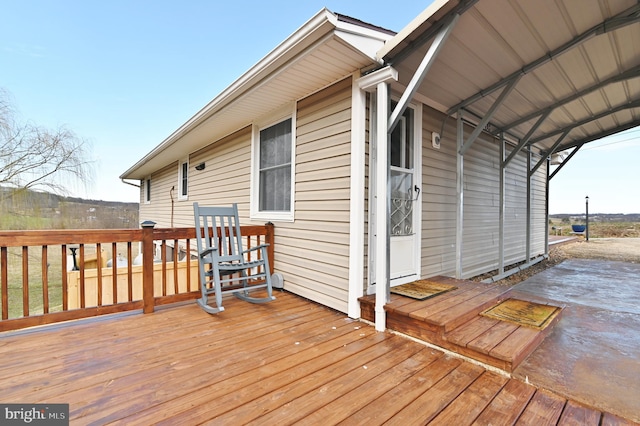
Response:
193,202,275,314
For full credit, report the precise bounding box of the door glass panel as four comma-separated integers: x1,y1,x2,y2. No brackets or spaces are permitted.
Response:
390,106,415,237
390,169,413,235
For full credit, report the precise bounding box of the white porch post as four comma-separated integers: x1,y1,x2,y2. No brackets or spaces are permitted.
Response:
374,81,390,332
357,66,397,332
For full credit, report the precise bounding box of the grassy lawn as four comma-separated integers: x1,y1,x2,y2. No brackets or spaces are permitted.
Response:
2,243,138,319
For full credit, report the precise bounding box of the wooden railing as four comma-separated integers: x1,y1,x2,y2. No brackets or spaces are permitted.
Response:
0,223,275,332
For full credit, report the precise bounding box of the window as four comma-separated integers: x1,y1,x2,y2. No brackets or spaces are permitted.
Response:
251,111,295,221
144,177,151,204
178,158,188,200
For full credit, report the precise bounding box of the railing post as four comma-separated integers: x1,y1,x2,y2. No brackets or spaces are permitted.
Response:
265,222,275,270
141,221,156,314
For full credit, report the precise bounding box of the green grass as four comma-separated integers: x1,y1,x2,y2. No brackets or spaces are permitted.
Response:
2,243,139,319
3,246,64,318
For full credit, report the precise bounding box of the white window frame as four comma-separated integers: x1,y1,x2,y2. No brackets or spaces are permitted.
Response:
177,158,189,201
250,104,296,222
144,176,151,204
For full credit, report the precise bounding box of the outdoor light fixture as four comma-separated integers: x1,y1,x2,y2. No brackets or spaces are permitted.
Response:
195,162,205,171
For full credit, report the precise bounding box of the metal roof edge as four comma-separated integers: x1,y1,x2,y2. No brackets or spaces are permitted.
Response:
376,0,451,60
121,8,339,180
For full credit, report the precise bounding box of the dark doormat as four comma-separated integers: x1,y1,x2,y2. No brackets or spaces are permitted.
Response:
390,280,457,300
481,298,561,330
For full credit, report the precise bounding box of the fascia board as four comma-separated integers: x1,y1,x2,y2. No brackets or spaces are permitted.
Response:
377,0,450,60
335,20,395,63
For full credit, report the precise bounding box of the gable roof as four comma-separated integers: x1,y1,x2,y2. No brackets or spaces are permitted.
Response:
378,0,640,155
121,9,392,181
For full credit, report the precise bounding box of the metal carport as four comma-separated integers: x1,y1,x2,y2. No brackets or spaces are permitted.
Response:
368,0,640,330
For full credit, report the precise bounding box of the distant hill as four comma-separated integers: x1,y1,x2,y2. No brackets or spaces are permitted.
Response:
0,188,139,230
550,213,640,222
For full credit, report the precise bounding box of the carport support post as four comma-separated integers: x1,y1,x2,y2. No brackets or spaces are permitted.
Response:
526,148,532,262
455,110,464,279
499,134,505,275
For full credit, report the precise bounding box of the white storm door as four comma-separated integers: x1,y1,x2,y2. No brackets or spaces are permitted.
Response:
389,109,420,283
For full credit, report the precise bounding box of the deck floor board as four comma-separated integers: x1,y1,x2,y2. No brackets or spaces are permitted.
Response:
0,291,634,424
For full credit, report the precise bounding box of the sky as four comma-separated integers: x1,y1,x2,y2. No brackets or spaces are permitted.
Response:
1,1,638,214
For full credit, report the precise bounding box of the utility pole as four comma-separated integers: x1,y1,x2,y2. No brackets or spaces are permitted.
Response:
585,195,589,242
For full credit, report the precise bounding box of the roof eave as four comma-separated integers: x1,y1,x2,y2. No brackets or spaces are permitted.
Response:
120,8,339,180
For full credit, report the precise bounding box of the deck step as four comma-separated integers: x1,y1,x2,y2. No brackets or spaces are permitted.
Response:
359,276,563,372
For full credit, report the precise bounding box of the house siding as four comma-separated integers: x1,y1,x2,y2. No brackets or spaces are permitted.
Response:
277,77,353,313
139,162,179,227
419,105,547,279
138,128,253,228
140,78,355,313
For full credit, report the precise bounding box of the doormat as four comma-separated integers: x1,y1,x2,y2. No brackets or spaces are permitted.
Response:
481,298,561,330
390,280,457,301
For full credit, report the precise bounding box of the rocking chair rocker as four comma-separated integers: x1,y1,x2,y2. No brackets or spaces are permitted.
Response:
193,202,275,314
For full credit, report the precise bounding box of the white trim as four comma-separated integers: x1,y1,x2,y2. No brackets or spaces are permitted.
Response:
368,100,423,294
412,102,423,280
377,0,450,59
348,73,366,319
358,66,398,92
177,157,189,201
374,81,390,332
250,104,296,222
144,176,151,204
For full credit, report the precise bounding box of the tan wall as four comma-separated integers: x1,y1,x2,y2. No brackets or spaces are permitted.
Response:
420,105,547,279
278,77,353,312
139,128,253,228
139,77,354,313
420,108,458,277
139,162,180,227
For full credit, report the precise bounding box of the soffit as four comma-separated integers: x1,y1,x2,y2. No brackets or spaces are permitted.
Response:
122,14,380,180
384,0,640,154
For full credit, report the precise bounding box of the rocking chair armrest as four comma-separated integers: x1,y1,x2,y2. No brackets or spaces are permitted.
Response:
241,243,270,255
199,247,219,258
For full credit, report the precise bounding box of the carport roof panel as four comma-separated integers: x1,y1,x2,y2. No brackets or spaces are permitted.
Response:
381,0,640,153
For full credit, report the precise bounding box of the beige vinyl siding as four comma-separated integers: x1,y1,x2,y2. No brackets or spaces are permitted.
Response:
187,128,252,221
531,152,547,256
139,162,179,228
421,109,458,277
419,105,547,279
138,128,253,229
276,77,353,313
137,78,353,313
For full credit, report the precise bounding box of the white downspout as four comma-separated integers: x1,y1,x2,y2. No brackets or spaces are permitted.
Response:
347,72,367,318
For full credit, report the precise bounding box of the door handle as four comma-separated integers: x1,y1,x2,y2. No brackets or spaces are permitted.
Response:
413,185,421,200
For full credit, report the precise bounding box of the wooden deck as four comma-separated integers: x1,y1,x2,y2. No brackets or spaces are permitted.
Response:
0,290,636,425
359,276,563,372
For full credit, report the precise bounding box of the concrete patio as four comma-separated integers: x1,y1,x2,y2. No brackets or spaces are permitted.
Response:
511,258,640,422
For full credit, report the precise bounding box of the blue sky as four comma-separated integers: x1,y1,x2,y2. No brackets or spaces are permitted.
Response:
1,1,638,214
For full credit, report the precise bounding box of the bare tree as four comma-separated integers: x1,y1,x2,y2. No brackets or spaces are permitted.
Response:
0,89,93,198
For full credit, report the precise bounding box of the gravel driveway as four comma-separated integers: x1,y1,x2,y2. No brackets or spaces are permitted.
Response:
556,237,640,263
474,237,640,286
